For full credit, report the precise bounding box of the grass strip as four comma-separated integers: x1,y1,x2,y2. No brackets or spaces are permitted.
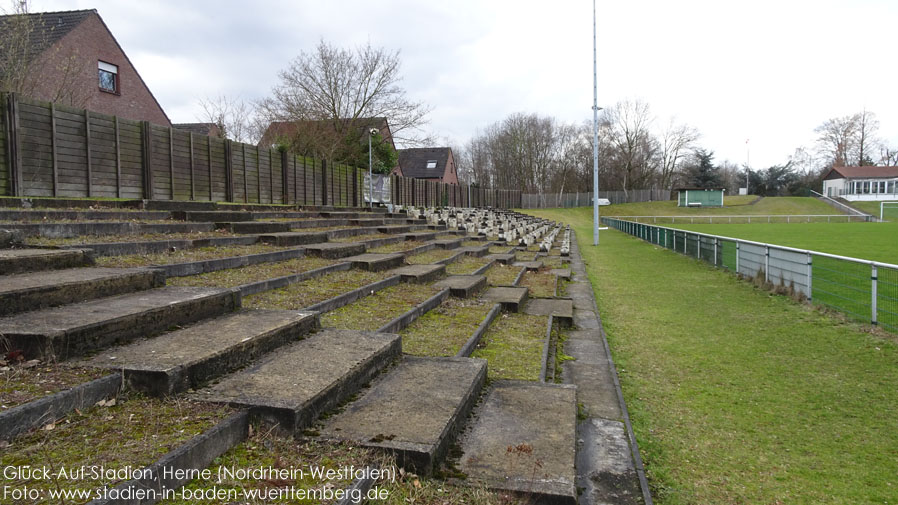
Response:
401,298,494,357
1,363,108,409
245,269,391,310
485,264,521,286
321,283,439,330
26,230,237,246
330,233,393,243
527,206,898,504
488,246,513,254
520,270,556,298
406,249,456,265
166,257,335,288
446,256,491,275
368,241,426,253
96,244,292,268
472,312,547,381
0,393,231,503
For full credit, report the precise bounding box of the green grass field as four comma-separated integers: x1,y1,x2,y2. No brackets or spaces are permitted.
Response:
665,222,898,264
852,200,898,221
525,207,898,504
599,196,836,217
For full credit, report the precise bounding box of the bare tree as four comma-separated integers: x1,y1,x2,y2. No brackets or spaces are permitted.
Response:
814,111,881,167
257,39,431,165
196,94,259,143
659,118,700,191
603,99,658,201
855,109,880,166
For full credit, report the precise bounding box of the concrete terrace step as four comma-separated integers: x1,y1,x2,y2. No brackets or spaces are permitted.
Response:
303,242,367,259
0,248,93,274
343,253,405,272
392,264,445,283
434,275,487,298
171,210,254,222
258,231,329,246
483,287,529,312
458,380,578,503
0,267,165,316
524,298,574,327
194,329,401,432
3,221,213,238
0,286,239,360
84,310,319,396
216,221,291,234
319,356,487,474
0,209,171,221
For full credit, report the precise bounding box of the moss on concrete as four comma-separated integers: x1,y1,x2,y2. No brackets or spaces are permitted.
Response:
405,249,456,265
520,271,556,298
0,363,108,409
166,257,336,288
321,284,439,330
95,244,293,268
401,299,493,357
446,256,491,275
245,270,391,310
472,313,547,381
485,264,521,286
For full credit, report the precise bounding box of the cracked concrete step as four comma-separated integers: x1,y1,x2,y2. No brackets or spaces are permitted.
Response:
343,253,405,272
84,310,319,396
434,275,487,298
318,356,487,475
171,210,254,222
0,248,93,275
483,286,529,312
216,221,291,234
458,380,578,504
391,264,445,283
0,267,165,316
0,286,239,360
524,298,574,327
194,329,400,432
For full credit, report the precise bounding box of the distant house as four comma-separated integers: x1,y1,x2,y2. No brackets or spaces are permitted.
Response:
394,147,458,185
821,166,898,201
676,187,724,207
0,9,170,125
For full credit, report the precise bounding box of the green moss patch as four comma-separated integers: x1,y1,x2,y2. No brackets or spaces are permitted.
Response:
166,257,335,288
26,230,238,247
96,244,292,268
446,256,491,275
541,255,567,269
405,249,456,265
321,284,439,330
369,241,425,253
485,264,522,286
515,251,537,261
245,270,391,310
520,271,556,298
488,246,513,254
462,240,486,247
472,313,547,381
1,393,230,502
401,299,494,356
1,363,108,409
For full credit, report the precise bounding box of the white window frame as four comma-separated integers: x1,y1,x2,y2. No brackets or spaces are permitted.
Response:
98,61,118,93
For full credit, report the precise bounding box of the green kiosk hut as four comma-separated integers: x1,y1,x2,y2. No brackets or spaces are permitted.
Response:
676,188,725,207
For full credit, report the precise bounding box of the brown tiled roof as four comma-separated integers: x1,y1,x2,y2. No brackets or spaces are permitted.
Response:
398,147,451,179
825,166,898,179
0,9,94,68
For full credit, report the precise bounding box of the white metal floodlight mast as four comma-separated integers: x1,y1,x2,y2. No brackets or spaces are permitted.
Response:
592,0,600,246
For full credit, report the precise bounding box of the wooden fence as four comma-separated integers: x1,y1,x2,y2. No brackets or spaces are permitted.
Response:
0,92,520,209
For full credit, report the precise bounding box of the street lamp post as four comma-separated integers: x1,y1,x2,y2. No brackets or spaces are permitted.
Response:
369,128,378,209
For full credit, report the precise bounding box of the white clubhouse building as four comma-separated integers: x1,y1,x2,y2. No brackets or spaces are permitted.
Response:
822,166,898,201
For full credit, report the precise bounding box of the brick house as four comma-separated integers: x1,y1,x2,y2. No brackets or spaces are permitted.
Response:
0,9,170,125
395,147,459,185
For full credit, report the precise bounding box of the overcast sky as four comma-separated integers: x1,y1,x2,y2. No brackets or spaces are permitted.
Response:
32,0,898,169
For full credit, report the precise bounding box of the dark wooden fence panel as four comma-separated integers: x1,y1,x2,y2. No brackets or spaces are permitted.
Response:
0,94,521,207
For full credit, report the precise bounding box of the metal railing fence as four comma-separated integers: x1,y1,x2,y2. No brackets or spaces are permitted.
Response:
620,215,871,224
603,217,898,332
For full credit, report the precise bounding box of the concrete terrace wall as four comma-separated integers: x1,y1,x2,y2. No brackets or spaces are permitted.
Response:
0,92,521,209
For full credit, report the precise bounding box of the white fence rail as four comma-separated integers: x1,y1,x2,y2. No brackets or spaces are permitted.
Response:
520,189,670,209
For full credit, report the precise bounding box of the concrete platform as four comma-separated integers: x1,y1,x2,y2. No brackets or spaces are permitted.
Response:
577,418,642,505
458,245,490,257
172,210,254,222
259,231,328,246
377,225,412,234
218,221,290,234
303,242,367,259
319,356,487,474
458,381,577,504
433,238,462,249
434,275,487,298
513,260,544,271
550,268,572,279
194,329,401,432
343,253,405,272
0,267,165,316
485,253,516,265
85,310,319,396
0,286,239,360
524,298,574,327
403,232,437,242
483,286,529,312
0,248,93,275
392,264,445,283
